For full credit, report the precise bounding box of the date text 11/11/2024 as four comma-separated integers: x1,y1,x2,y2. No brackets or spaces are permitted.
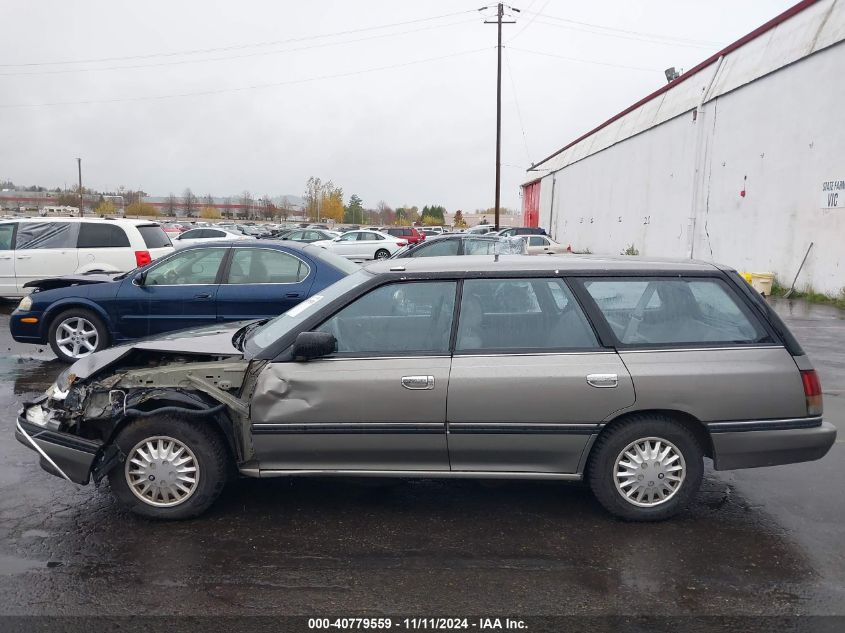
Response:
307,617,528,630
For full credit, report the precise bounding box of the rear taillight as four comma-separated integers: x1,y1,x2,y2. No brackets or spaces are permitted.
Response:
135,250,152,267
800,369,823,416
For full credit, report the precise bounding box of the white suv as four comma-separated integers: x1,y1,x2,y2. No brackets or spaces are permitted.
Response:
0,217,173,297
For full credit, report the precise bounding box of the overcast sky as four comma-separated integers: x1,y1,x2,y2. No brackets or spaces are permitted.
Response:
0,0,797,212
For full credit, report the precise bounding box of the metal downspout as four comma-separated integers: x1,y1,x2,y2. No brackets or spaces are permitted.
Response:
688,55,726,259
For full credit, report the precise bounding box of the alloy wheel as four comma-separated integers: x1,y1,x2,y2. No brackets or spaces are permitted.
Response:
55,316,99,359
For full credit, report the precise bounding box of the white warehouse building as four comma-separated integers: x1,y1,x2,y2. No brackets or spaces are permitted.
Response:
522,0,845,295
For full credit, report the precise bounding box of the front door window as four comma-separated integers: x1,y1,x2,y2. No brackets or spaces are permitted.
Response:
318,281,457,355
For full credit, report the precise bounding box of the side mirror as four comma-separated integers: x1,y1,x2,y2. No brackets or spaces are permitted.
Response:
292,331,337,361
133,271,147,286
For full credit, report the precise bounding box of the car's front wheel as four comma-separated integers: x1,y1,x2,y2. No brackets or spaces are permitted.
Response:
108,415,229,520
587,415,703,521
374,248,391,260
48,308,109,363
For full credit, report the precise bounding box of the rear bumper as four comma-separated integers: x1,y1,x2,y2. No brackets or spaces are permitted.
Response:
709,417,836,470
15,417,100,485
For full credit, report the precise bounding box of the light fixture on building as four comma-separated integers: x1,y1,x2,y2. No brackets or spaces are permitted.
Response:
664,67,680,83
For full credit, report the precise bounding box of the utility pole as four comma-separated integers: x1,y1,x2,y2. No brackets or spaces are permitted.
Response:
484,4,517,230
76,157,83,215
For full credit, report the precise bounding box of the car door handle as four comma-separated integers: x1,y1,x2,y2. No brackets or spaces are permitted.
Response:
401,375,435,390
16,255,32,260
0,255,11,260
285,292,301,298
194,292,212,299
587,373,618,388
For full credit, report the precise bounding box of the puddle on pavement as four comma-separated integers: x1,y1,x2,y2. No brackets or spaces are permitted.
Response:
0,553,49,576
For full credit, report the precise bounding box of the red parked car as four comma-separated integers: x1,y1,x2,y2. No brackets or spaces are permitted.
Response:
381,226,425,244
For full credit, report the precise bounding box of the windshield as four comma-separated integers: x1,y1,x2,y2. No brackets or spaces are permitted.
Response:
246,268,373,352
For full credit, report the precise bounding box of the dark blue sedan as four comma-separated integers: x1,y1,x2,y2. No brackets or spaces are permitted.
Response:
10,241,358,362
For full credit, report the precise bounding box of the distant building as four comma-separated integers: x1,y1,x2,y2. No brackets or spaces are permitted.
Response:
522,0,845,294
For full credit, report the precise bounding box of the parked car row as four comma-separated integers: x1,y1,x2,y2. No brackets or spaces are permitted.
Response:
0,217,174,297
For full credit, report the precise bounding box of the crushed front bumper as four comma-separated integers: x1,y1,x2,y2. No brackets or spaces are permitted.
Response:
15,416,101,485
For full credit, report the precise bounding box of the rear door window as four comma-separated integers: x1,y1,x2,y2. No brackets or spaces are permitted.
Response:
409,239,460,257
456,278,598,351
15,222,79,249
227,248,309,284
581,277,769,346
137,224,171,248
77,223,131,248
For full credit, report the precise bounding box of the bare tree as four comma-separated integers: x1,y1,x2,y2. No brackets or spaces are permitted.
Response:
222,196,232,219
182,188,197,217
203,193,214,208
239,190,253,220
280,196,292,222
165,193,178,217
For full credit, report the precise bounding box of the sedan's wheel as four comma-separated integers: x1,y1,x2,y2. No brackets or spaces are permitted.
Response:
108,415,229,520
587,415,703,521
48,308,109,363
374,248,391,260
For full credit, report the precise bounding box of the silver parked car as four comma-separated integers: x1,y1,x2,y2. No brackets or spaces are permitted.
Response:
15,256,835,521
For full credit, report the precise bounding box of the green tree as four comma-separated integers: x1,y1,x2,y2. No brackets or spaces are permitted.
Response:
344,194,364,224
421,204,446,225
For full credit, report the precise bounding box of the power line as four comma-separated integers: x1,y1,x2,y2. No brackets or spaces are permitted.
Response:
0,47,491,109
505,0,551,44
0,9,476,68
0,17,478,77
522,10,724,49
507,46,660,73
503,48,532,164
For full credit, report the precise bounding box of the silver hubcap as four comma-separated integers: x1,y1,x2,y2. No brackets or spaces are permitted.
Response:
125,436,199,507
375,250,389,259
56,317,99,359
614,436,686,507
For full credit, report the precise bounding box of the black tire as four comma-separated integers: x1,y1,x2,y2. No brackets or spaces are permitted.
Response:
48,307,109,364
587,414,703,521
108,415,229,520
374,249,391,260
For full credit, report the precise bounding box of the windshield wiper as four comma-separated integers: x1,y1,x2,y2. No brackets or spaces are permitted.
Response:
232,319,267,351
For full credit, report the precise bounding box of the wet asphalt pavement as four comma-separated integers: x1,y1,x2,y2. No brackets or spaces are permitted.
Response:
0,297,843,618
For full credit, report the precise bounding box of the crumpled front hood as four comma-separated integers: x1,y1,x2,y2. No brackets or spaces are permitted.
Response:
57,321,251,388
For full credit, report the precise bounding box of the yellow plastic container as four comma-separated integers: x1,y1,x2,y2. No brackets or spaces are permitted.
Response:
740,272,753,285
749,272,775,296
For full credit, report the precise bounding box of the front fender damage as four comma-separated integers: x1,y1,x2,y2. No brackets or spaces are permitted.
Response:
44,357,268,483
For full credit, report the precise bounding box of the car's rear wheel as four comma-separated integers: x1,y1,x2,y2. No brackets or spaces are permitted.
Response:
374,248,391,260
587,415,703,521
48,308,109,363
108,415,229,520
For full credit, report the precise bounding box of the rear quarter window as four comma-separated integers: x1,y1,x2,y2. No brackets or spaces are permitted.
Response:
581,277,770,346
137,224,172,249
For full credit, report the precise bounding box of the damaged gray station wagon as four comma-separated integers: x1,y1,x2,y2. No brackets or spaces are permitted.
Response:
16,256,836,521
